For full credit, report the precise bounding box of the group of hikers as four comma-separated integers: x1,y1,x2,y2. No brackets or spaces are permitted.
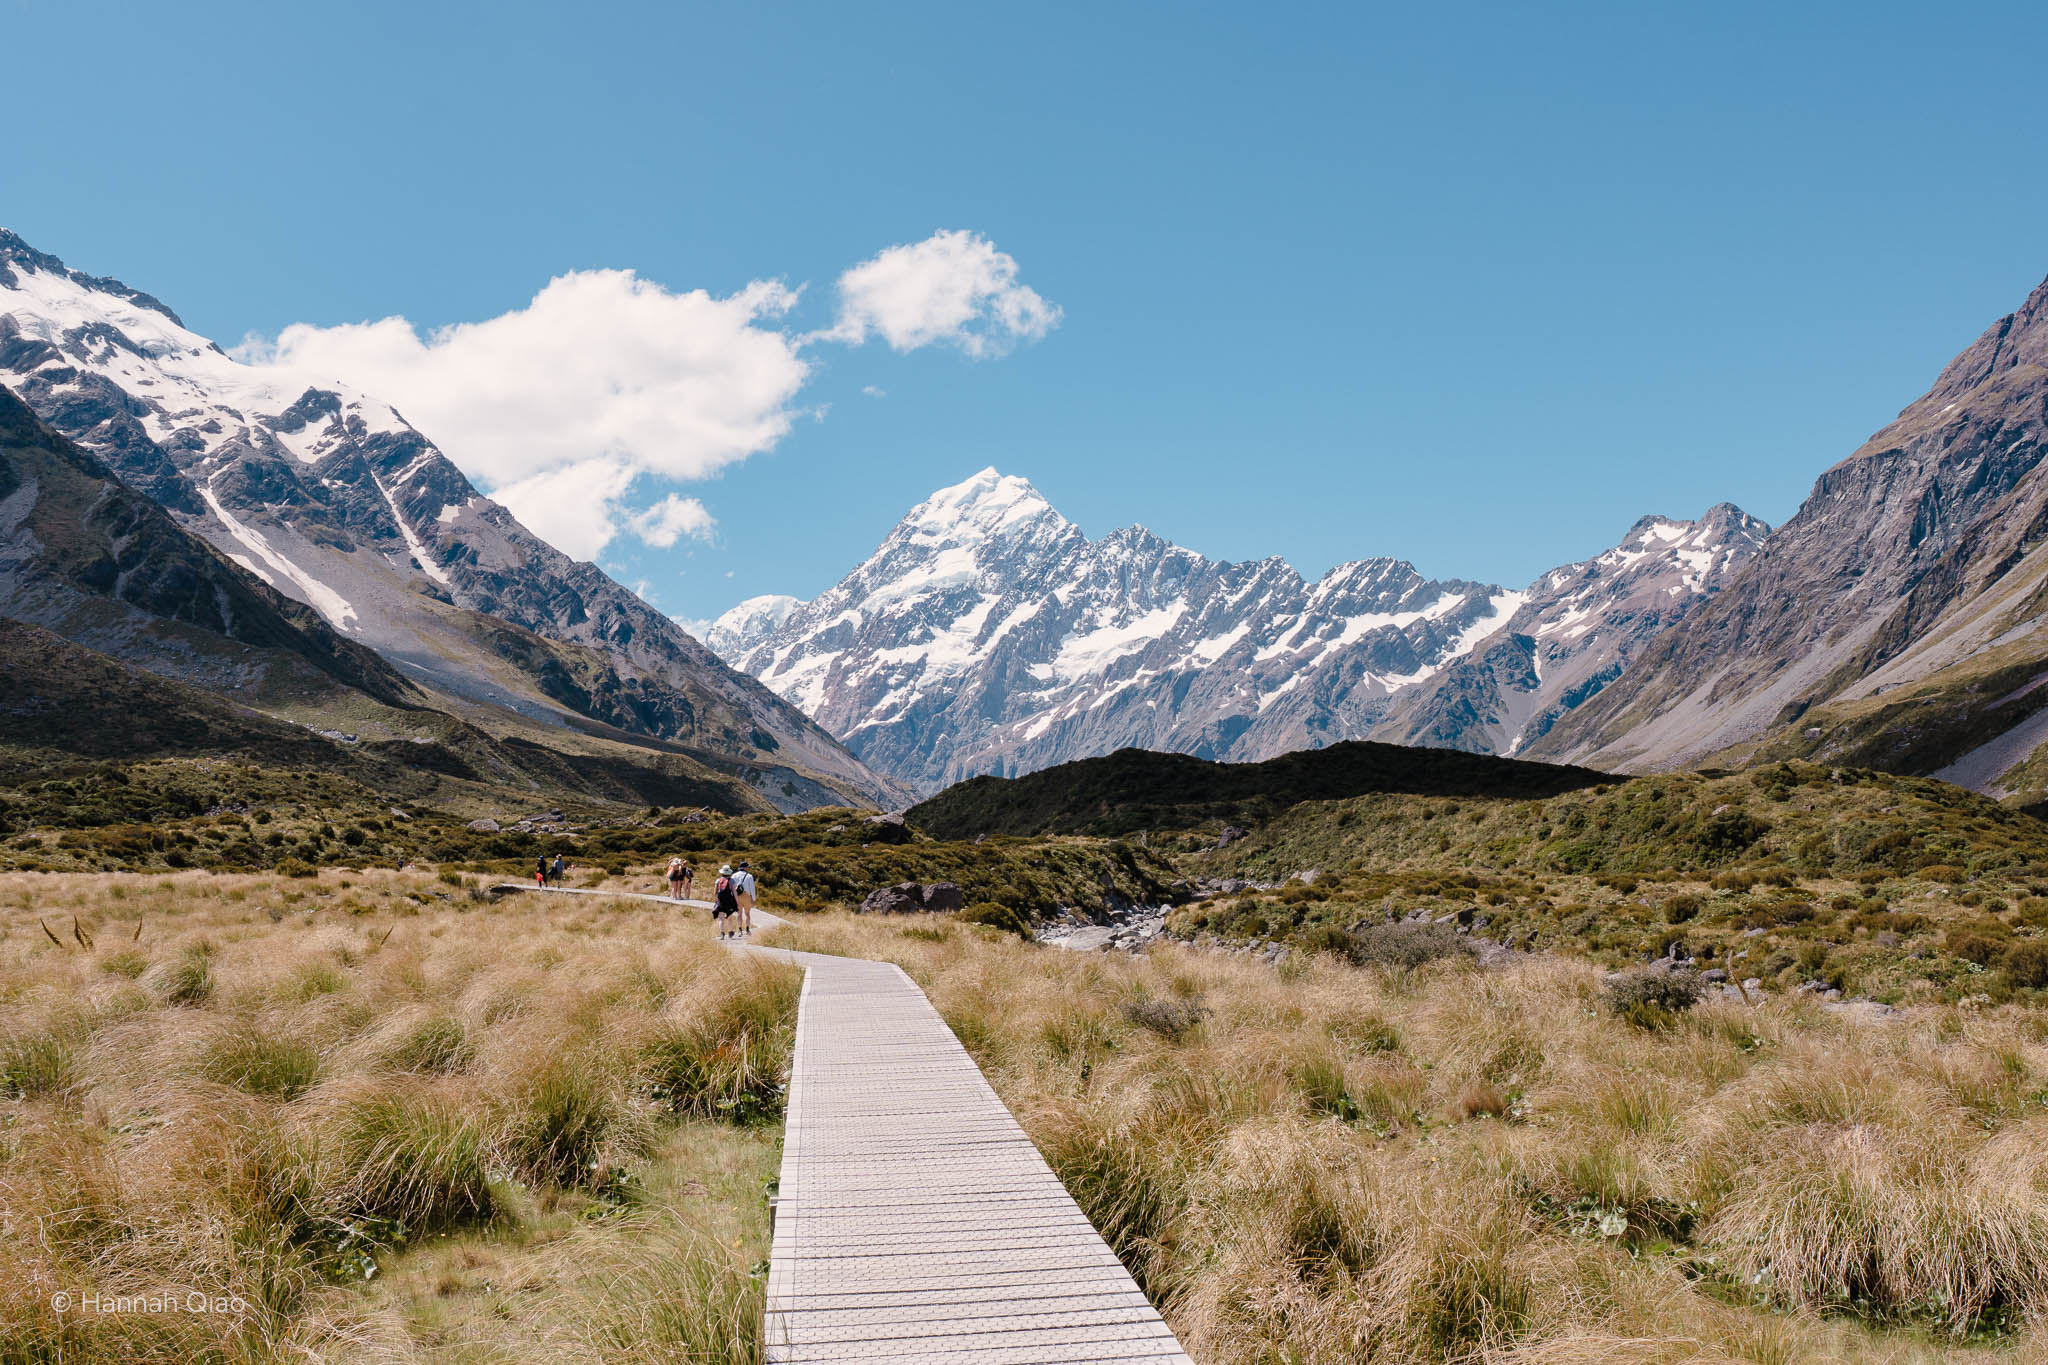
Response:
527,851,755,939
667,855,756,939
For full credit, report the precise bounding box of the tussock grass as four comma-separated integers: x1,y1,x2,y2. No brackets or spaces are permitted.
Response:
0,869,796,1363
773,911,2048,1363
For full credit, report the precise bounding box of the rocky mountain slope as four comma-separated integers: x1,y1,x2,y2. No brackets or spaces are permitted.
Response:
1531,271,2048,808
711,469,1763,794
0,229,900,810
1374,504,1769,754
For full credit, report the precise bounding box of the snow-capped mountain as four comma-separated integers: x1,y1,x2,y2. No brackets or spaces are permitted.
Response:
1531,268,2048,806
1373,504,1770,755
709,468,1766,794
0,228,899,810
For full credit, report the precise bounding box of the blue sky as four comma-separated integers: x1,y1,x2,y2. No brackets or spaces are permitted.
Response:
7,0,2048,624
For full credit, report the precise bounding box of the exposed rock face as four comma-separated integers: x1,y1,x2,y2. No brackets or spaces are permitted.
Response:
920,882,965,912
858,883,928,914
710,469,1764,795
1533,270,2048,803
1376,504,1769,755
0,228,901,810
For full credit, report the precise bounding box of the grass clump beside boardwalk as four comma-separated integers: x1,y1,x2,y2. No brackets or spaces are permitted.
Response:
774,910,2048,1363
0,869,794,1364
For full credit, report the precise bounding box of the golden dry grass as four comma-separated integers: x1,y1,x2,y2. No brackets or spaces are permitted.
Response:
0,869,795,1364
770,913,2048,1364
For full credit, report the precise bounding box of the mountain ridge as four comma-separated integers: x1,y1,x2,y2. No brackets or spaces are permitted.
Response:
711,467,1765,793
0,227,905,811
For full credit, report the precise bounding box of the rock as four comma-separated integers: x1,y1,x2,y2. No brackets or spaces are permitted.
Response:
1295,869,1321,885
389,808,412,820
858,883,926,914
1053,926,1119,952
1701,968,1728,983
466,818,500,833
921,882,965,913
1216,826,1247,848
826,823,847,834
863,812,912,845
681,813,708,825
1743,978,1762,992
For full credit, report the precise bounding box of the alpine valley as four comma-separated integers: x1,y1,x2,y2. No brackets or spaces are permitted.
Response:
0,228,903,813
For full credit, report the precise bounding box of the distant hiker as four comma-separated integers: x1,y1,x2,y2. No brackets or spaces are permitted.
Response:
713,864,740,938
679,857,694,900
550,854,566,885
535,855,547,888
666,856,685,899
732,860,758,937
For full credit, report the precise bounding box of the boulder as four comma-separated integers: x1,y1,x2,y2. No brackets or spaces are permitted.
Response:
863,812,912,845
466,818,500,833
858,883,926,914
1216,826,1247,848
921,882,965,913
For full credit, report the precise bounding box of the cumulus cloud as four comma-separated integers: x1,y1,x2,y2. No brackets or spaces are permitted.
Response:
627,493,716,548
233,231,1054,561
823,230,1060,356
235,269,806,557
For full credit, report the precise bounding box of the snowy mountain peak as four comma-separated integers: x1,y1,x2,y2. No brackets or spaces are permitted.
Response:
709,471,1770,793
901,467,1066,543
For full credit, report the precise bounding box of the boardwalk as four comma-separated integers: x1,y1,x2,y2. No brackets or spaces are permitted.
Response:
493,883,1195,1363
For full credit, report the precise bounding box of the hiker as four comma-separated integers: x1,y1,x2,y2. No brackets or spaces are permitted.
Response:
666,856,685,899
678,857,694,900
712,864,740,939
550,853,566,885
732,860,757,937
534,855,547,888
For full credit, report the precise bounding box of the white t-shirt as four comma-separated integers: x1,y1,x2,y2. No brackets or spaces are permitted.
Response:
731,870,757,900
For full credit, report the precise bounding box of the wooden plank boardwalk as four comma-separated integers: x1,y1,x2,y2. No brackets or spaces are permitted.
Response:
492,884,1196,1363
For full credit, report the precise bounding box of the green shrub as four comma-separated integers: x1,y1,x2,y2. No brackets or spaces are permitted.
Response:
203,1026,321,1098
154,945,215,1006
957,901,1033,937
1347,921,1472,970
386,1015,475,1074
2004,940,2048,989
1603,966,1705,1029
276,856,317,879
507,1056,639,1187
1663,894,1702,923
0,1030,78,1099
333,1088,497,1230
1945,928,2008,966
1121,998,1208,1043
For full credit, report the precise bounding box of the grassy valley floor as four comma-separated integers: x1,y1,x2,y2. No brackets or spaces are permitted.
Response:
0,871,794,1364
767,911,2048,1363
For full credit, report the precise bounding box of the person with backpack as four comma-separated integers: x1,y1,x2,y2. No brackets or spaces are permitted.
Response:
666,856,685,899
731,860,758,937
678,858,694,900
534,855,547,888
550,854,566,886
712,864,740,938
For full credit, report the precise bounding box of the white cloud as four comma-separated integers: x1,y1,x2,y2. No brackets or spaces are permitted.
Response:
823,230,1060,356
232,231,1055,560
862,385,887,398
235,269,807,557
627,493,716,548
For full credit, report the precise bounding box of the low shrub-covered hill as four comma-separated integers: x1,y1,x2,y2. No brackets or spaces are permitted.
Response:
908,741,1608,839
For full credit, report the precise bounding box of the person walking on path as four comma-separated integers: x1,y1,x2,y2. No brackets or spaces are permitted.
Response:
731,860,758,937
712,864,740,939
550,853,566,886
678,857,694,900
666,856,685,899
535,855,547,888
